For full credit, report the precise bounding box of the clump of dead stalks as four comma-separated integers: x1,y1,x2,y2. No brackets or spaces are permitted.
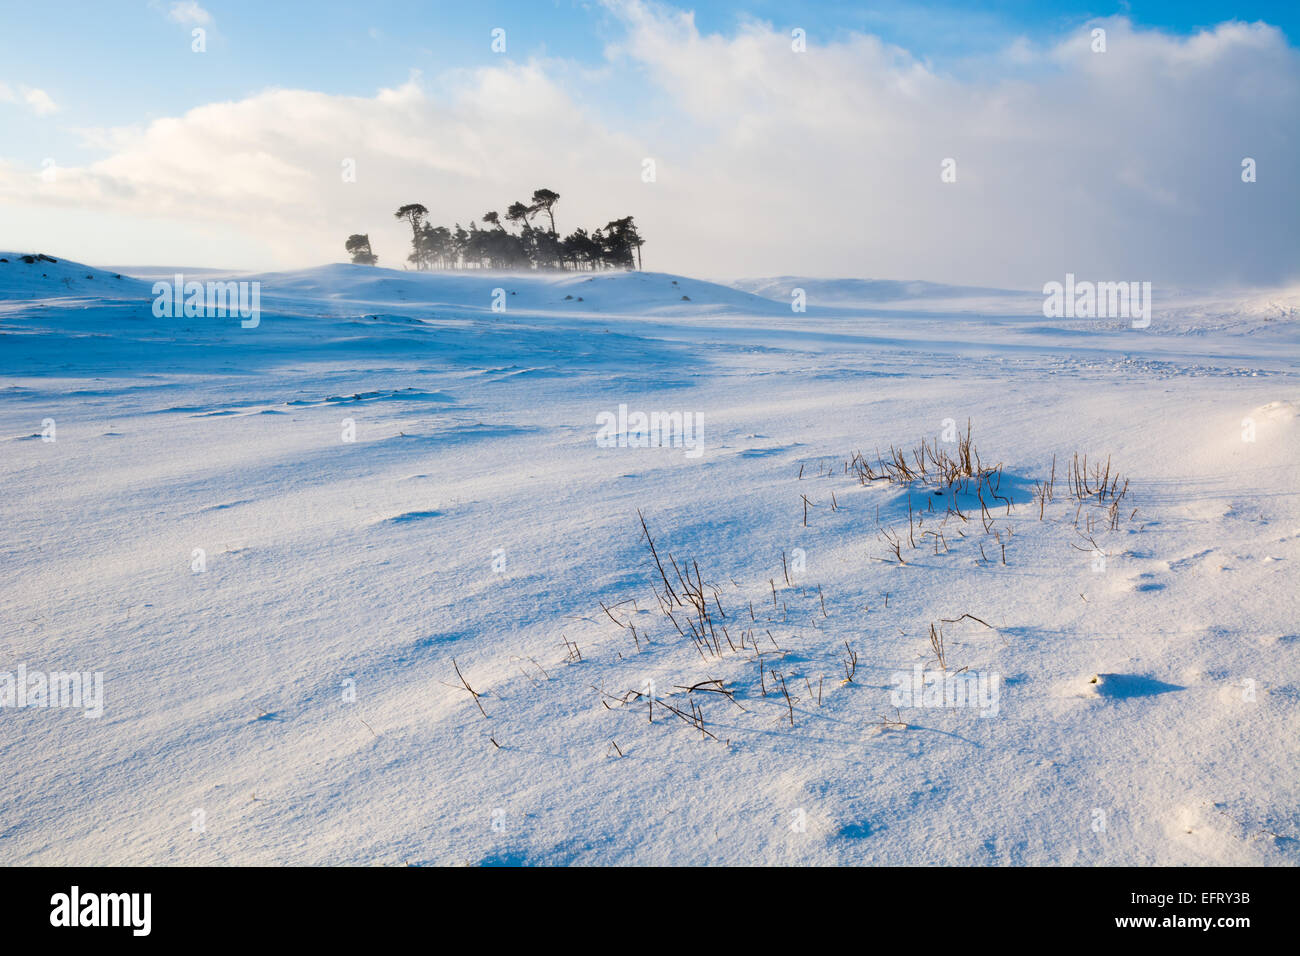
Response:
843,422,1018,566
840,423,1136,565
1033,451,1133,532
847,420,1001,494
638,509,737,661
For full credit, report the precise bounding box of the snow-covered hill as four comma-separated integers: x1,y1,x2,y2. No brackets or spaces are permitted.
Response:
0,252,151,300
1,255,1297,865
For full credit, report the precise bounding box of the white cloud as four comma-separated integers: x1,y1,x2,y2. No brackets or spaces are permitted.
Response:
0,71,644,270
0,83,59,115
165,1,212,27
600,2,1300,287
2,3,1297,288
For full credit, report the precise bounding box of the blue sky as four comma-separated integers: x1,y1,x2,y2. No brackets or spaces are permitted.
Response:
1,1,1297,285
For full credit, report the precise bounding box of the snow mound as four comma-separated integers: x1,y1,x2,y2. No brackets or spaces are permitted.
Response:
216,263,790,317
1,255,788,317
1253,399,1298,424
0,252,150,300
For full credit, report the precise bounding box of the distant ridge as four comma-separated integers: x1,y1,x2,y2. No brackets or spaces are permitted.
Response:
730,275,1038,305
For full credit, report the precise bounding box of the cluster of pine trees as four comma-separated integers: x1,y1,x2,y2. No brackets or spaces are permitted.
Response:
344,188,644,271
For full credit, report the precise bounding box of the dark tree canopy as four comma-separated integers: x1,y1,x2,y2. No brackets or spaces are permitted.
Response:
351,189,645,272
345,233,377,265
530,188,560,234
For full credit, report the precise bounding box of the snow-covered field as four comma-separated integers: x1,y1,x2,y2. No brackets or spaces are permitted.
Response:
1,252,1297,865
